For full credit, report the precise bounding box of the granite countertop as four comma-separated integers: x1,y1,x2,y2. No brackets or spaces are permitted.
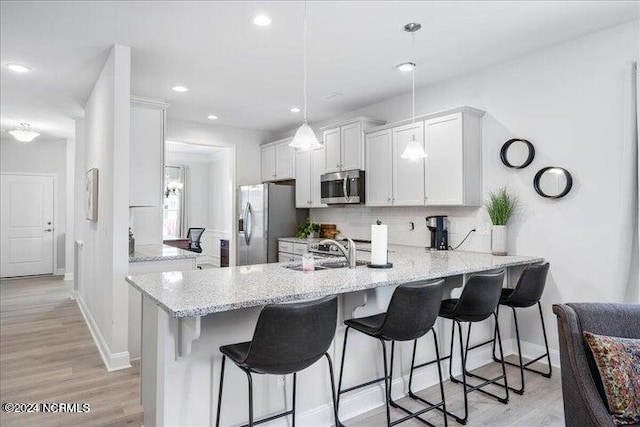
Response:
129,244,197,263
278,237,321,244
126,245,543,318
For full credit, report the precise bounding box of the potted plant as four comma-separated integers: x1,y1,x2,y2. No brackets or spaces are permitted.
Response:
296,218,321,239
485,187,518,256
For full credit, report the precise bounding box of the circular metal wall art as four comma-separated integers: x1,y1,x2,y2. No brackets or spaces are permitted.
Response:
533,167,573,199
500,138,535,169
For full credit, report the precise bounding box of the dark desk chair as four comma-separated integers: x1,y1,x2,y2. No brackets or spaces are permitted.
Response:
186,227,205,253
216,296,339,427
336,279,447,427
492,262,552,394
432,270,508,425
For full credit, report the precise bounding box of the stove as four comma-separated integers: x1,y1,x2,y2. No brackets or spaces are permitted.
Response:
308,239,371,256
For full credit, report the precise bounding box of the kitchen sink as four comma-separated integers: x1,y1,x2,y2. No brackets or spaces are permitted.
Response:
282,260,367,271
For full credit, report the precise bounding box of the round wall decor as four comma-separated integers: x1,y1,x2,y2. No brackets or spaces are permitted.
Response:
500,138,535,169
533,167,573,199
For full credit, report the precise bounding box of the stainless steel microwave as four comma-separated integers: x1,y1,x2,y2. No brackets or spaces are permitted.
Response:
320,170,365,205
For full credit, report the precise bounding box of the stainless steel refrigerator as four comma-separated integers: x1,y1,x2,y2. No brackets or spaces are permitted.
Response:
237,183,307,265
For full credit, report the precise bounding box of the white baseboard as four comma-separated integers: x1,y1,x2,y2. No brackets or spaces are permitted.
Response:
74,291,131,372
55,268,65,276
63,272,74,281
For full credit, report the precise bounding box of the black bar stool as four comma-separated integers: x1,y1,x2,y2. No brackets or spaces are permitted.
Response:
413,270,508,425
215,296,339,427
491,262,552,394
336,279,447,427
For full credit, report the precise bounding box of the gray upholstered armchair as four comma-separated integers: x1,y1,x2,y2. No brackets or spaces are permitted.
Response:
553,303,640,427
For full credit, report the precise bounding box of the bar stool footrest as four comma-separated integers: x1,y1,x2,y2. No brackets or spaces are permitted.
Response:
238,409,294,427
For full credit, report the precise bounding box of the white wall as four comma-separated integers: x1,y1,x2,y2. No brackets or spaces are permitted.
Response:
303,20,640,352
76,44,132,371
0,137,67,272
166,119,274,186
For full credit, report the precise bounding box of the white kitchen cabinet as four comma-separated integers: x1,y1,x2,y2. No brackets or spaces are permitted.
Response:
295,149,311,208
310,147,326,207
129,97,169,207
393,122,425,206
277,240,307,262
321,117,385,173
261,145,276,182
295,145,326,208
364,106,484,207
365,129,393,206
261,138,295,182
424,111,483,206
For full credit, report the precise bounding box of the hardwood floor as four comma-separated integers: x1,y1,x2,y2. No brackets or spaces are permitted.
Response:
0,276,143,427
346,357,563,426
0,275,563,427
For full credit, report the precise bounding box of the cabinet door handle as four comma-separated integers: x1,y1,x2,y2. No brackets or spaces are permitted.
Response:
387,197,391,202
336,163,340,168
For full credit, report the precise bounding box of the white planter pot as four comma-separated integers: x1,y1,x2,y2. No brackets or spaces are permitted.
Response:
491,225,508,256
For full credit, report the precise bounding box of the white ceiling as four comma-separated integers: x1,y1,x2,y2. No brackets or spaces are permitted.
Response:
1,1,638,140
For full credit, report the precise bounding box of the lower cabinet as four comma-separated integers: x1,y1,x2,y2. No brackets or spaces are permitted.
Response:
278,241,307,262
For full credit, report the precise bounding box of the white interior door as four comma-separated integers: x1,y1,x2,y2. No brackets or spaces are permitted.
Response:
1,174,55,277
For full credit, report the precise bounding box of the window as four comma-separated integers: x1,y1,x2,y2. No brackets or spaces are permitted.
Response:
163,166,182,238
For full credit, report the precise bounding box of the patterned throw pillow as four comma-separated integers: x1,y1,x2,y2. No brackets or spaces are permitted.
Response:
583,331,640,425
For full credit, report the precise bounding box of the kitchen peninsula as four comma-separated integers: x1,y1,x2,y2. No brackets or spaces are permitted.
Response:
126,246,543,426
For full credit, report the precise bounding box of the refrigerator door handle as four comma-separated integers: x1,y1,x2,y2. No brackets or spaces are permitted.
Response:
245,202,253,245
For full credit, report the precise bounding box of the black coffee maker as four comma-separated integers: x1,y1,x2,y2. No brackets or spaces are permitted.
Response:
426,215,449,250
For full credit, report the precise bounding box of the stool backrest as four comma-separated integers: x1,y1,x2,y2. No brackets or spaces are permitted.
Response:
508,262,550,307
454,270,505,321
245,296,338,375
378,279,444,341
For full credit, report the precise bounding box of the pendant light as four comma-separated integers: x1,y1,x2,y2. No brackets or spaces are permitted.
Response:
9,122,40,143
400,23,428,160
289,0,321,151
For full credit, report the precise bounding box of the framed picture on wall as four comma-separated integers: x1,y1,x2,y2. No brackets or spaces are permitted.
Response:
86,168,98,221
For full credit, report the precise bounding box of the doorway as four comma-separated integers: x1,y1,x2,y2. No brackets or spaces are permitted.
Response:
163,141,235,267
1,173,56,277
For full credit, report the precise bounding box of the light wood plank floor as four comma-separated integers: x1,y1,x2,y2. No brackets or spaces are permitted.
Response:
0,275,563,427
0,276,143,426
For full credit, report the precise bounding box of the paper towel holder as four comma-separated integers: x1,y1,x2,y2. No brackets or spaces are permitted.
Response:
368,220,393,268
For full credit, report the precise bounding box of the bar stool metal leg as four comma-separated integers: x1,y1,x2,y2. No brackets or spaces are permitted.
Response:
324,353,339,427
381,339,392,427
292,372,297,427
492,301,553,394
216,355,226,427
246,370,254,427
336,326,350,420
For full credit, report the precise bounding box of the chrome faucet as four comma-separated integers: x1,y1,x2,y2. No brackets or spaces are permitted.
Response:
319,238,357,269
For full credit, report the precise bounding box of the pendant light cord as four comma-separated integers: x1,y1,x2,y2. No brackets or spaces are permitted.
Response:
412,31,415,125
303,0,308,124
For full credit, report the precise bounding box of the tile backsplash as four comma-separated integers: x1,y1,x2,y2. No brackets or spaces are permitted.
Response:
310,206,492,252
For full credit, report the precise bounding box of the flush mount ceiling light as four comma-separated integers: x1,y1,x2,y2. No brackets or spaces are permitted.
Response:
207,115,218,120
172,85,189,92
8,123,40,143
5,62,32,73
395,62,415,72
400,22,428,161
290,1,322,152
253,15,272,26
289,107,301,113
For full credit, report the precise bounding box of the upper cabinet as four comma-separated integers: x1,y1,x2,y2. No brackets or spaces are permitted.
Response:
295,145,326,208
129,96,170,207
321,117,385,173
261,138,295,182
364,106,484,207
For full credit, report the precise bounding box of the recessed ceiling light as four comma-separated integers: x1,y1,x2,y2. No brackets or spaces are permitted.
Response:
289,107,301,113
395,62,416,72
5,62,32,73
207,115,218,120
172,85,189,92
253,15,272,26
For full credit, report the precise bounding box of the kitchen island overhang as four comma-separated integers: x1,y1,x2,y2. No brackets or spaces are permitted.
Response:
127,246,544,427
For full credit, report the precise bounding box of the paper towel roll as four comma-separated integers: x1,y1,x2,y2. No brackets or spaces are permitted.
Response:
371,222,388,265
